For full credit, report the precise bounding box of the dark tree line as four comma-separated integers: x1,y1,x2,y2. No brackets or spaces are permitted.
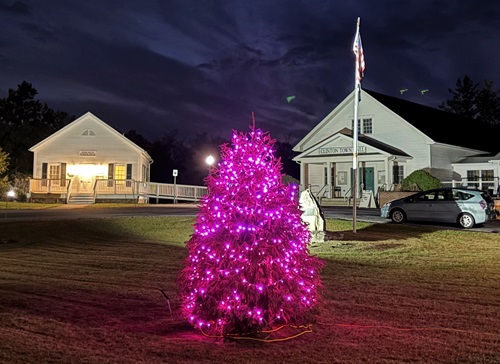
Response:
0,81,72,175
125,129,299,185
2,76,497,186
439,75,500,125
0,81,299,186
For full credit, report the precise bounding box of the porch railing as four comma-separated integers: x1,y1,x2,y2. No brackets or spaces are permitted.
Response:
29,178,71,194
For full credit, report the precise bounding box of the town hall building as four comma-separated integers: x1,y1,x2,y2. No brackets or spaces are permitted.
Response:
293,89,500,202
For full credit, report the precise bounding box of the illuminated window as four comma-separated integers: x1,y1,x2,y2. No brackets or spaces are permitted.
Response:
115,165,126,185
49,163,61,186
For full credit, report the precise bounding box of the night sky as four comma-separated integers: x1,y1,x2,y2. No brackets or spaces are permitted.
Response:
1,1,500,144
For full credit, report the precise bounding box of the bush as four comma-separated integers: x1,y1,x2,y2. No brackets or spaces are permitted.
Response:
282,174,299,186
401,170,441,191
9,172,30,202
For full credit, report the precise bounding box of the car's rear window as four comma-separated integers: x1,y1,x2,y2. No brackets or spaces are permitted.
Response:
457,191,474,200
480,192,494,203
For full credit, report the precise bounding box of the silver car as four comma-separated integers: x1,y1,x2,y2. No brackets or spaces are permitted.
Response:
380,188,497,229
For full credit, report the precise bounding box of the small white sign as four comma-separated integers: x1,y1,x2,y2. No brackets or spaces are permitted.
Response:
359,190,376,208
172,169,178,177
79,150,96,157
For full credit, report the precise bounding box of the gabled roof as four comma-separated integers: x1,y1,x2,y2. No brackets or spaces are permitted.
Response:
337,127,411,157
29,112,152,161
365,89,499,153
294,127,411,159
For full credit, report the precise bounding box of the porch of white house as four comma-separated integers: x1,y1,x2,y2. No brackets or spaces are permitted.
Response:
304,175,500,208
29,178,208,204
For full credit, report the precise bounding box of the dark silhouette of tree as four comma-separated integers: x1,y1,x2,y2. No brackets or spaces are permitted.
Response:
0,81,72,174
440,75,479,119
476,80,500,125
274,140,299,179
186,132,229,185
440,75,500,124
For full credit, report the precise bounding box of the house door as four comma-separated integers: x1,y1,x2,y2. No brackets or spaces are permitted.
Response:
350,167,375,196
49,164,61,187
78,164,96,193
362,167,375,192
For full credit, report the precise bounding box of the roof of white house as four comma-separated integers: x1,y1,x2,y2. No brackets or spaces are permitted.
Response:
365,89,499,153
294,89,500,155
29,112,153,161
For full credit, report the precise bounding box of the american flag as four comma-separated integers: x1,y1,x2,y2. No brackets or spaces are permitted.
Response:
353,25,365,84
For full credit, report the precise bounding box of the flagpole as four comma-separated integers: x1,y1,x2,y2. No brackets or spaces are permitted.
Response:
352,17,362,234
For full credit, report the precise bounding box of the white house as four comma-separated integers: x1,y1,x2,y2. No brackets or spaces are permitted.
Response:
29,112,153,203
293,89,500,201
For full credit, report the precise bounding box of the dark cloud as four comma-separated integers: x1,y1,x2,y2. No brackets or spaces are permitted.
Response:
1,0,500,144
0,0,30,14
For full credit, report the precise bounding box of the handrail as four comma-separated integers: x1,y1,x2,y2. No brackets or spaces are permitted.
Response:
92,179,98,203
315,184,329,199
66,178,74,204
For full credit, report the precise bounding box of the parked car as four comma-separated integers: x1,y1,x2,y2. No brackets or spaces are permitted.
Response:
380,188,496,229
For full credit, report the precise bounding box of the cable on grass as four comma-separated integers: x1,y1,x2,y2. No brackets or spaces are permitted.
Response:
158,288,172,315
199,324,314,343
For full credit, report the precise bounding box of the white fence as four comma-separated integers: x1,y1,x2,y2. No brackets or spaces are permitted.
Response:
30,178,208,202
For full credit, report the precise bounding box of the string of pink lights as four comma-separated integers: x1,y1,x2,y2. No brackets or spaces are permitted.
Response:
179,126,323,337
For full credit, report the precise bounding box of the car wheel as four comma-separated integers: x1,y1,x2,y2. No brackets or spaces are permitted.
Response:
458,213,475,229
390,209,406,223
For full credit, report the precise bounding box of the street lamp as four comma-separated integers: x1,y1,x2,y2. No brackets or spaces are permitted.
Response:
206,155,215,169
5,189,15,210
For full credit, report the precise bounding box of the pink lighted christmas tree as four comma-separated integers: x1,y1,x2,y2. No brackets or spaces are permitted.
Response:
179,124,323,337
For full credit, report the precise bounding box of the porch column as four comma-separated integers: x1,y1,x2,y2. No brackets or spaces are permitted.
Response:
327,161,333,198
300,162,308,192
386,157,393,188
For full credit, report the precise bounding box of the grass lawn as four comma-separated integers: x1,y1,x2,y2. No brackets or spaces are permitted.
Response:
0,217,499,364
0,201,64,210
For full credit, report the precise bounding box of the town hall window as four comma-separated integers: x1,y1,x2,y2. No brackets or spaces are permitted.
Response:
82,129,95,136
362,118,372,134
392,164,404,184
351,118,372,134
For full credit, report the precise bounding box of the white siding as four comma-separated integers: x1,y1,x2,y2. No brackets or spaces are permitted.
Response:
31,113,151,181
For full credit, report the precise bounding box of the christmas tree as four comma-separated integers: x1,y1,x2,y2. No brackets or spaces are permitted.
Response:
178,124,323,337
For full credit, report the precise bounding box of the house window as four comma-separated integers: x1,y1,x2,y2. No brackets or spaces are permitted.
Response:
351,118,373,134
115,164,126,185
468,169,495,192
362,118,373,134
466,170,479,189
392,164,404,184
49,163,61,186
481,170,494,193
82,129,96,136
351,119,361,133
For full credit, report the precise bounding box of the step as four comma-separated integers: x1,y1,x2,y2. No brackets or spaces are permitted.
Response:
319,198,357,207
68,194,95,205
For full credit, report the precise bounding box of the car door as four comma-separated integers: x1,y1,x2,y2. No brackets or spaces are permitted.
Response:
430,189,460,223
403,191,437,221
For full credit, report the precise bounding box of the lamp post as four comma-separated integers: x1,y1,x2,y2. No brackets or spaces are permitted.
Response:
5,190,15,211
173,169,178,204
